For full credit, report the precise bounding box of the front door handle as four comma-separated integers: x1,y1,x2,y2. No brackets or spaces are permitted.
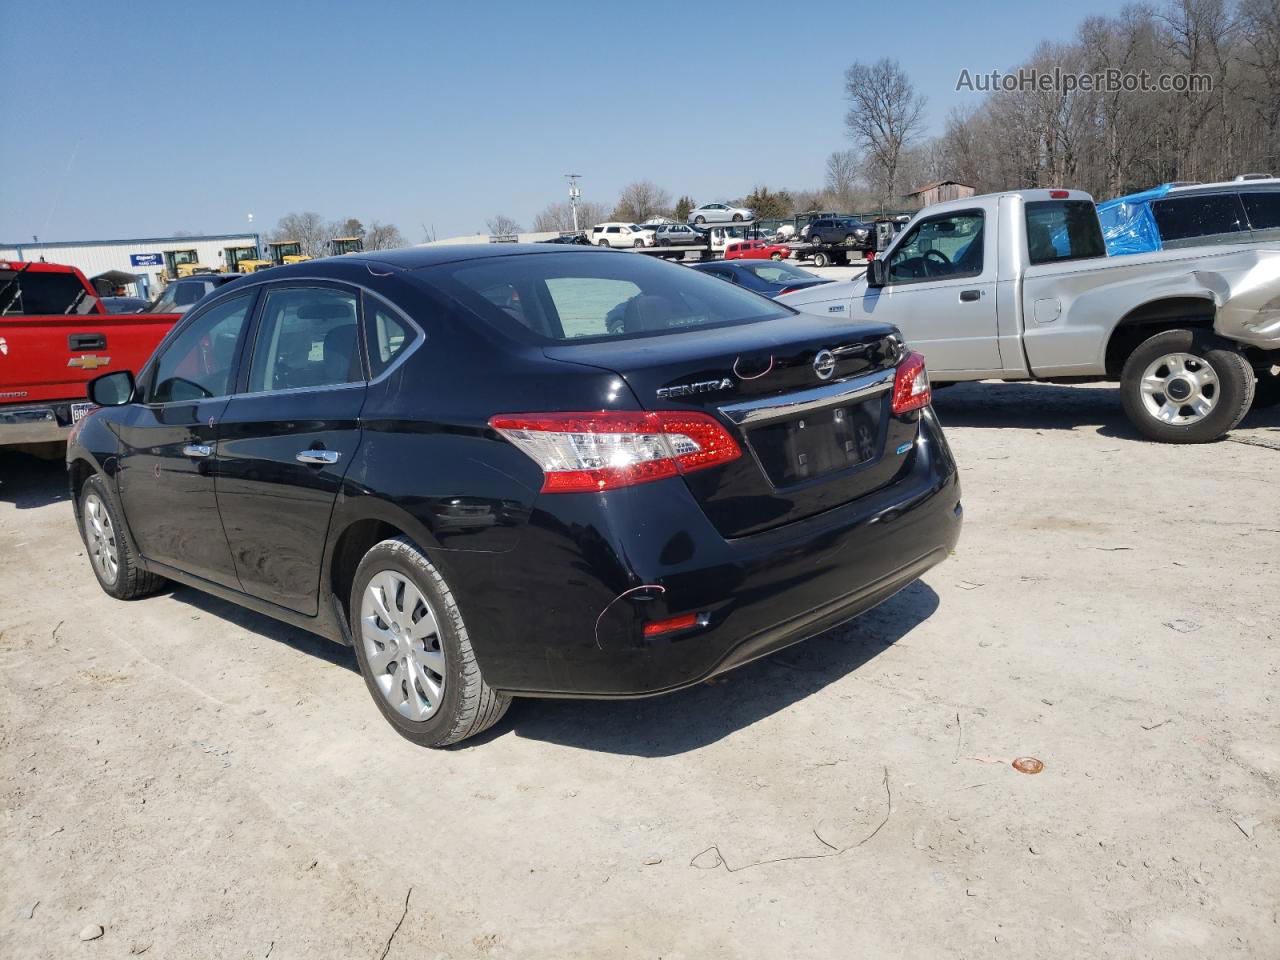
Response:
182,443,212,458
959,289,981,303
296,449,340,465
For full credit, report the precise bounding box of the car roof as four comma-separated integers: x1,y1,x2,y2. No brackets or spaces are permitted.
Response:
225,244,619,276
1167,177,1280,195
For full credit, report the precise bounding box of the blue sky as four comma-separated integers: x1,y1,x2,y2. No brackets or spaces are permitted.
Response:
0,0,1123,243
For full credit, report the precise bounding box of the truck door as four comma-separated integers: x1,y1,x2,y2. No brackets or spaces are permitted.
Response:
860,208,1001,375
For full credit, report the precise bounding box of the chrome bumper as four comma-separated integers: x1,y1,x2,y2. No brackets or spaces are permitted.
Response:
0,405,70,445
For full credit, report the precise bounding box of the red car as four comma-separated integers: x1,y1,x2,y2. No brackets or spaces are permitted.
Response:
724,240,791,261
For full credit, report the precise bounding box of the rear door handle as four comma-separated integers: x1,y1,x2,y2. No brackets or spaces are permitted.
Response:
296,449,340,465
182,443,212,458
959,289,981,303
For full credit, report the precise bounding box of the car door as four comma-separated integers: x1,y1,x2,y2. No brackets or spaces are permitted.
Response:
214,282,367,614
115,290,257,586
852,208,1000,375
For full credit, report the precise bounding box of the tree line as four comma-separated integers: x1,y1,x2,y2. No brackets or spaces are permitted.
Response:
268,212,406,258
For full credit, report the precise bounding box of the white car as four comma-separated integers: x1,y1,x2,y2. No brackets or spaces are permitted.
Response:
687,203,754,225
590,223,656,248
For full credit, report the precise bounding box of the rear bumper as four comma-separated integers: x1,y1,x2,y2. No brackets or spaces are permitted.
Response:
465,408,962,698
0,403,75,445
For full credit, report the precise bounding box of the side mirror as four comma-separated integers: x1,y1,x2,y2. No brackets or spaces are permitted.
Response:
88,370,136,406
866,258,887,288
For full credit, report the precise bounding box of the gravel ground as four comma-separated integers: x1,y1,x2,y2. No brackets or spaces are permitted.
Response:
1,381,1277,959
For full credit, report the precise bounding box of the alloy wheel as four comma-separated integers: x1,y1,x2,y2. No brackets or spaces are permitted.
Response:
83,493,119,584
1139,352,1219,424
360,570,447,721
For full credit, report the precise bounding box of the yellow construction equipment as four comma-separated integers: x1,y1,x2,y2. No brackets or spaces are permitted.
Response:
225,245,271,273
163,248,210,279
328,236,365,256
267,241,311,266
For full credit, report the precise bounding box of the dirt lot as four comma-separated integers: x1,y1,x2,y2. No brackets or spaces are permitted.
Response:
2,382,1277,959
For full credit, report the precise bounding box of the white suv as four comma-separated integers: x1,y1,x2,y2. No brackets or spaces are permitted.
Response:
590,223,656,248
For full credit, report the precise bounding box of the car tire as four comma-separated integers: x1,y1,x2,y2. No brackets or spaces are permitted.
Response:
771,252,783,261
633,239,643,248
732,214,743,222
694,216,706,225
844,234,856,244
813,251,830,268
597,239,609,247
78,474,166,600
350,537,510,747
1119,328,1255,443
658,238,669,247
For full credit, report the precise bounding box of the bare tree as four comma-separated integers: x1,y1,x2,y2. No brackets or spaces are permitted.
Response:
364,221,405,250
611,180,673,222
844,58,927,205
532,200,609,232
486,214,523,237
824,150,861,208
270,211,331,259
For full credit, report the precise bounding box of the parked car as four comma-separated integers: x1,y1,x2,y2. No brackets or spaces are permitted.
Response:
99,296,149,313
803,218,871,246
70,244,962,747
780,188,1280,442
687,203,754,225
724,240,792,261
1097,176,1280,255
540,232,591,245
652,223,704,246
692,260,833,297
590,223,656,248
146,273,243,315
0,260,180,449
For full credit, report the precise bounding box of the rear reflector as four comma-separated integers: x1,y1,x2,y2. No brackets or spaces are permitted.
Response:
643,612,704,638
489,411,742,494
891,351,931,414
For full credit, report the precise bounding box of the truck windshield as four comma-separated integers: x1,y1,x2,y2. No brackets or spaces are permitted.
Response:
0,269,91,315
1024,200,1106,265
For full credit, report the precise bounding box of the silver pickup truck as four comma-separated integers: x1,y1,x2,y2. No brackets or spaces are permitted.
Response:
779,188,1280,442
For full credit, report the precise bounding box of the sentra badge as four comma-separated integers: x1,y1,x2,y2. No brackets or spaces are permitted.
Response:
656,378,733,401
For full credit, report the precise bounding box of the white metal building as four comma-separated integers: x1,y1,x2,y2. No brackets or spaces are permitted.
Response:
0,233,260,299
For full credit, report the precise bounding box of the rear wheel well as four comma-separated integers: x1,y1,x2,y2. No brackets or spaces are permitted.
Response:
328,518,408,638
1104,298,1215,377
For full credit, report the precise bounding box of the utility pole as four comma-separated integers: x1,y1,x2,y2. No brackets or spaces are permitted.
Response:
565,174,582,232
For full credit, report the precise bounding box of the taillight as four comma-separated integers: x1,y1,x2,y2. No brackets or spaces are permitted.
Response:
643,612,706,638
488,411,742,494
891,352,931,414
776,286,798,296
1049,189,1069,199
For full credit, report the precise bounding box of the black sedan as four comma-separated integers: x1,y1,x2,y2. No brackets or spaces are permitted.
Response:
69,245,962,747
692,259,834,298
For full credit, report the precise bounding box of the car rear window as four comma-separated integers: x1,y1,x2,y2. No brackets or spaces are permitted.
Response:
1241,191,1280,230
1151,194,1248,242
423,251,790,343
1024,200,1107,264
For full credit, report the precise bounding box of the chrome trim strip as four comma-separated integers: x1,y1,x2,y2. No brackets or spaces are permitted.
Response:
717,367,895,426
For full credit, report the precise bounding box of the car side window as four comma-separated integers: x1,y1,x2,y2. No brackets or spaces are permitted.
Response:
172,282,205,307
247,287,361,393
1240,191,1280,230
607,226,620,234
887,211,985,283
149,294,253,403
364,293,420,378
1151,194,1248,244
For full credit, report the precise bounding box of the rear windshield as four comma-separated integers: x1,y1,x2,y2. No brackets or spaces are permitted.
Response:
1024,200,1107,265
738,261,814,282
0,269,92,315
424,251,791,343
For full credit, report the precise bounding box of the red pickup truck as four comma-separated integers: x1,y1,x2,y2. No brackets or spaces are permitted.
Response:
0,260,180,451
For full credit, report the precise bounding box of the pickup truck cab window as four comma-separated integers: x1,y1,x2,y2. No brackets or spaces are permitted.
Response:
887,211,984,283
148,293,253,403
246,287,361,393
1024,200,1106,265
1241,191,1280,231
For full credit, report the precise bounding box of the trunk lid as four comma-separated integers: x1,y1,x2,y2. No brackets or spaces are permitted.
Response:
543,314,915,537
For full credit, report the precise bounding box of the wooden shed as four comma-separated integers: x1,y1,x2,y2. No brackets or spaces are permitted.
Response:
905,180,976,208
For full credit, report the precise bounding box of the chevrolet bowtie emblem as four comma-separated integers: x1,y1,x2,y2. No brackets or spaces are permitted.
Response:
68,354,111,370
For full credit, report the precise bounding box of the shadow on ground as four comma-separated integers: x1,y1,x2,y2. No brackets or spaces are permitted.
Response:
932,380,1280,437
480,581,939,757
0,450,69,509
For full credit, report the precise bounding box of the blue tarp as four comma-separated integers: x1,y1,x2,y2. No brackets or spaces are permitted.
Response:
1096,184,1172,256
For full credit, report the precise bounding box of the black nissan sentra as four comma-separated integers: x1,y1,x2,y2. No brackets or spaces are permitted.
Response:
68,245,962,746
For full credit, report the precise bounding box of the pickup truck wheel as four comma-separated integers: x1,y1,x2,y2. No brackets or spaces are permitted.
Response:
1119,329,1255,443
350,537,510,747
78,474,166,600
